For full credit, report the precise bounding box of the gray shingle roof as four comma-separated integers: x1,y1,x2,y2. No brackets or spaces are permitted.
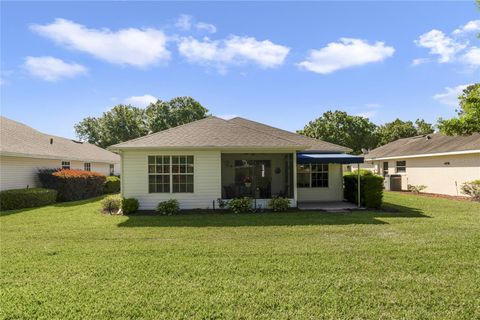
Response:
109,116,351,152
365,133,480,160
110,116,309,150
228,117,352,153
0,116,120,163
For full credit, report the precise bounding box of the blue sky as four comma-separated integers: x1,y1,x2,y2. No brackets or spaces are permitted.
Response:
1,1,479,139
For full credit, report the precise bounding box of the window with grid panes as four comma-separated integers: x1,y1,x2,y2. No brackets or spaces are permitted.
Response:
148,156,171,193
172,156,194,193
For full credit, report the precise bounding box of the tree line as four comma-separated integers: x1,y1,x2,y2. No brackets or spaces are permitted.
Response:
75,84,479,153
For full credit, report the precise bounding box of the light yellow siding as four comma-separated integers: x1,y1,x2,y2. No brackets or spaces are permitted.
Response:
0,156,61,190
297,164,344,202
122,150,222,210
372,153,480,196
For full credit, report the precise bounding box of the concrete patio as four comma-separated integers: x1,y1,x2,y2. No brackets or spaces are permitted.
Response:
297,201,365,212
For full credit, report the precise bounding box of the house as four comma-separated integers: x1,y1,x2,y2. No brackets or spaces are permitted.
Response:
0,116,120,191
109,116,363,209
364,133,480,196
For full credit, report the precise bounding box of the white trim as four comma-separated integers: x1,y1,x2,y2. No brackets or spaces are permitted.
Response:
365,149,480,161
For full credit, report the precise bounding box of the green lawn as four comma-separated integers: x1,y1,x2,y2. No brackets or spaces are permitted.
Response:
1,193,479,319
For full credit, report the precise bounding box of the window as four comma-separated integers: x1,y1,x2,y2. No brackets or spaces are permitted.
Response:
61,161,70,169
148,155,194,193
297,163,328,188
382,162,389,177
172,156,194,193
109,164,114,176
84,162,91,171
396,161,406,173
148,156,170,193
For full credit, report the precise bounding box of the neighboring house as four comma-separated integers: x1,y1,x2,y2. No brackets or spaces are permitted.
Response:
0,116,120,191
365,133,480,196
343,162,375,173
109,116,363,209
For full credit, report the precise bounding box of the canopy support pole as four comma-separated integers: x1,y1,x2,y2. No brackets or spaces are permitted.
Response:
357,163,361,208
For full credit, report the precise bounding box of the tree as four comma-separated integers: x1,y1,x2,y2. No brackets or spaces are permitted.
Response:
146,97,209,132
298,110,378,154
437,83,480,136
376,118,434,146
75,97,208,148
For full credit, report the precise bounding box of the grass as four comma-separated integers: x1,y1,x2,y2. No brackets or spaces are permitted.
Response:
1,192,479,319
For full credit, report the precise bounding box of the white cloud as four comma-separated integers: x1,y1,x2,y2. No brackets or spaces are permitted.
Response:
453,20,480,35
411,58,430,66
31,18,170,68
175,14,192,30
124,94,158,108
414,30,466,63
415,21,479,70
297,38,395,74
461,46,480,67
433,84,471,107
24,56,87,81
178,35,290,70
195,22,216,34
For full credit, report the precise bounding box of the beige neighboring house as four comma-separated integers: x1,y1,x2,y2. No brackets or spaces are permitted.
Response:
109,116,364,210
0,116,120,191
365,133,480,196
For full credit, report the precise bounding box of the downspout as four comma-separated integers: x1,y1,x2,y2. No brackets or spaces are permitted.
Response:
120,150,125,198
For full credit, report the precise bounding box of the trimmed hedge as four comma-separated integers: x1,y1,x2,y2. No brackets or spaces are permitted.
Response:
101,195,122,214
104,176,120,194
0,188,57,210
38,169,106,202
344,171,384,208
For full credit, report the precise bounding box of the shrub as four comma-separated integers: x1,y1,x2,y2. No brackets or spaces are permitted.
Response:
104,176,120,194
0,188,57,210
228,197,253,213
216,198,227,209
38,169,106,201
461,180,480,201
268,196,290,212
122,198,139,214
156,199,180,215
408,184,427,194
344,172,384,208
101,195,122,214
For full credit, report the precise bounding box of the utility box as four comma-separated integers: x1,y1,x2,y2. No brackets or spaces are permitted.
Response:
390,175,402,191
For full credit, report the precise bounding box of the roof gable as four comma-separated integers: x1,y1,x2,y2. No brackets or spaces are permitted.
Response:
0,116,120,163
110,116,308,149
365,133,480,159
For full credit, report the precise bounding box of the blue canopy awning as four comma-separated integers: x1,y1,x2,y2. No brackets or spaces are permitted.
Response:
297,153,364,164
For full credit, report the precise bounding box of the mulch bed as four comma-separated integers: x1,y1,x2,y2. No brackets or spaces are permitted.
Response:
388,191,473,202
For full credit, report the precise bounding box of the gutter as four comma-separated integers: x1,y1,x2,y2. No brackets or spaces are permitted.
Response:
365,149,480,161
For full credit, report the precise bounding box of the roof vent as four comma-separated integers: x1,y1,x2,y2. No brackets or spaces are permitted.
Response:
50,138,53,144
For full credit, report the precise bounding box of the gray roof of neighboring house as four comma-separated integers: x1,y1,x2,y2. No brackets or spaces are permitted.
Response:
228,117,351,153
365,133,480,160
109,116,350,152
0,116,120,163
